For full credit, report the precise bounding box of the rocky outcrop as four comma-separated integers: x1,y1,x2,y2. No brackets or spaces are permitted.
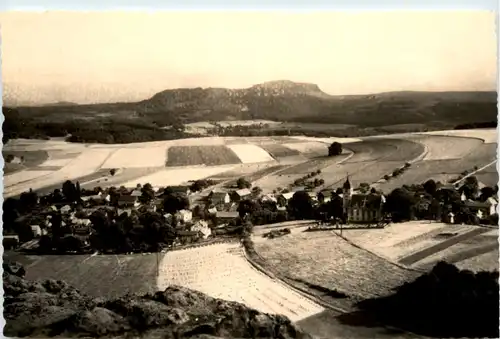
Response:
3,261,313,339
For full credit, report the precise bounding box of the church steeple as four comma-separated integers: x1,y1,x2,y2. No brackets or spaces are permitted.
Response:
343,174,351,190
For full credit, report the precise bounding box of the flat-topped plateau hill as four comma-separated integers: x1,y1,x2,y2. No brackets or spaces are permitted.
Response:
3,81,497,144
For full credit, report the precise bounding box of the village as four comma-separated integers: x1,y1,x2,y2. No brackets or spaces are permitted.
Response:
3,167,498,255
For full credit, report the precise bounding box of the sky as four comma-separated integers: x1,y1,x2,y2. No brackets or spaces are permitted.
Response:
0,11,497,104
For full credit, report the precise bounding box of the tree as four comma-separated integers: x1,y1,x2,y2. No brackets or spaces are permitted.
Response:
384,188,415,222
479,186,495,202
423,179,438,196
328,142,342,156
19,189,38,212
163,193,190,214
109,168,117,176
139,183,155,204
62,180,78,202
460,176,479,199
238,199,261,218
287,191,314,219
236,177,251,189
252,186,263,196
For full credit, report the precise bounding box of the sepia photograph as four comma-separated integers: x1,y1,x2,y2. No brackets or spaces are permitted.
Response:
1,10,498,339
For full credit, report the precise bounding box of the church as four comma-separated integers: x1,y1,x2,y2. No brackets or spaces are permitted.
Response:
342,176,386,223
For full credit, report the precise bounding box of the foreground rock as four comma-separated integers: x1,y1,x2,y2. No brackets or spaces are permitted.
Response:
3,261,313,338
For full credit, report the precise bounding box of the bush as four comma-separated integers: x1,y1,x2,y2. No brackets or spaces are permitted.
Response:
354,262,500,338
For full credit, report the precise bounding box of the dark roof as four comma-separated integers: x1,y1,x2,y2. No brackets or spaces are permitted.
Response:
465,200,492,208
348,194,383,209
177,230,201,236
118,195,137,202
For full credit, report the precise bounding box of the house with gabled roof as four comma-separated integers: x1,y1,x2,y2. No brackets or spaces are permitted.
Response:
117,195,139,208
231,188,252,202
209,191,230,205
277,192,294,207
465,197,498,218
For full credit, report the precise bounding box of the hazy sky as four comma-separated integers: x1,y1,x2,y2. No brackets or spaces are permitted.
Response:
0,11,497,104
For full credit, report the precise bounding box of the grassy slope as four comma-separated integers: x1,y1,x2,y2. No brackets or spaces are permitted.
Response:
4,251,160,298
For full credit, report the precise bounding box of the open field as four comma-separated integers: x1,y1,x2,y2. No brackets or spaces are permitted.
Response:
3,150,49,174
419,128,497,143
414,229,499,270
409,135,484,160
100,146,169,168
3,251,159,298
38,158,74,168
4,148,114,197
166,145,242,166
317,160,405,192
282,141,329,157
226,144,275,163
120,166,237,188
339,222,499,272
252,230,420,300
206,162,279,180
375,141,498,192
456,250,500,272
4,170,54,187
4,131,497,203
258,143,300,158
157,243,324,323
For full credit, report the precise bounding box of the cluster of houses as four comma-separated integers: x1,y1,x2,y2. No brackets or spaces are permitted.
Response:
4,174,498,251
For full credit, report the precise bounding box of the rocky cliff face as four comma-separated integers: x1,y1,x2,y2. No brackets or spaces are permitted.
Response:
3,261,313,339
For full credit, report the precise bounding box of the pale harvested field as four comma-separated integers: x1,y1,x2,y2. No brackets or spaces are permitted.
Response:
419,128,497,143
340,222,478,262
456,250,499,272
100,146,169,168
318,160,405,192
4,170,54,187
45,150,82,160
3,252,159,298
120,166,236,188
4,139,87,152
226,144,275,163
253,231,419,299
254,173,306,194
81,167,164,189
474,162,499,187
157,243,324,322
277,155,348,175
410,135,484,160
38,158,74,167
4,148,115,198
283,142,329,157
397,227,491,266
206,163,278,180
258,143,300,158
375,144,497,192
415,229,499,271
167,145,241,166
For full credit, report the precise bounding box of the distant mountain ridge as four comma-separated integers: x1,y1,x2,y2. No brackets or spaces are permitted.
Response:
4,80,498,128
